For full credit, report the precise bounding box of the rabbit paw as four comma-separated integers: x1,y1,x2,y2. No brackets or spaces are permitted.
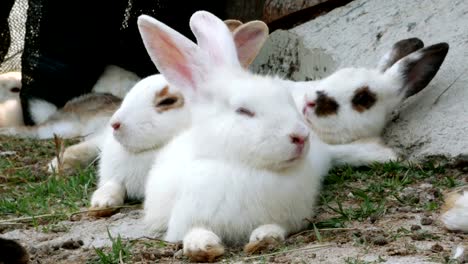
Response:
183,228,224,263
89,182,125,217
244,224,286,254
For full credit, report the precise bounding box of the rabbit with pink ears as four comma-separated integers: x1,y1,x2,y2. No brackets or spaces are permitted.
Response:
138,11,401,262
87,21,270,213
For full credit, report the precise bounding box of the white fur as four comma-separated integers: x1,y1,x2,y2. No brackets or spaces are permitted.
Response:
90,74,191,209
249,224,287,243
140,12,399,253
183,228,225,258
441,189,468,232
0,72,23,127
289,69,402,145
29,99,58,124
139,12,329,249
287,40,447,146
329,138,398,166
1,65,139,130
92,65,141,98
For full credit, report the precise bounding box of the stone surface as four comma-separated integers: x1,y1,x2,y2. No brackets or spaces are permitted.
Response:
251,0,468,161
2,210,148,249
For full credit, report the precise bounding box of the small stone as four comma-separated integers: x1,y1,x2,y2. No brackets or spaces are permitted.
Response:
397,206,412,213
420,183,433,190
109,213,126,221
61,239,83,250
273,256,290,263
451,244,467,262
411,231,426,241
421,217,433,225
411,225,422,231
173,249,183,259
431,243,444,252
372,235,388,246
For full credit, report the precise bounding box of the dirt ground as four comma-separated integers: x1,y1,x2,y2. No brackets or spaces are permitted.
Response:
1,136,467,263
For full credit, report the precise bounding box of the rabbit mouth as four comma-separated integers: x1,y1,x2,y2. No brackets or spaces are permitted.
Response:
284,147,307,164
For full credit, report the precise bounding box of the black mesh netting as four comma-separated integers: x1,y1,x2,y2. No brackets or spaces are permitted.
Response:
0,0,227,125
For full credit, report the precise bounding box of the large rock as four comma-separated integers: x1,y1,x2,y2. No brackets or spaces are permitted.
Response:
251,0,468,162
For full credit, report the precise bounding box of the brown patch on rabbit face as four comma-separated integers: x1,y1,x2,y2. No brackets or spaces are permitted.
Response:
351,86,377,113
154,86,185,113
315,91,339,117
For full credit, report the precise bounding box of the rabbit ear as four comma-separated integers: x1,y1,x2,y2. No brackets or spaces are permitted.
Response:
224,19,243,32
385,43,449,98
190,11,240,67
377,38,425,72
137,15,207,92
232,21,269,68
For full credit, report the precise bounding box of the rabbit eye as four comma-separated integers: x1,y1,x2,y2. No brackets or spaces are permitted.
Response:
236,107,255,117
157,97,178,107
10,87,20,93
154,92,184,113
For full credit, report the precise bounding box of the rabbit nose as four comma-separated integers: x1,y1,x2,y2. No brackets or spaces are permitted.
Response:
289,133,309,146
111,122,121,130
306,101,316,108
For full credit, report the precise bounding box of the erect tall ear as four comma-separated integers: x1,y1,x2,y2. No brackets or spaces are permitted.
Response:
377,38,424,72
385,43,449,98
137,15,207,92
232,21,269,68
224,19,243,32
189,11,240,67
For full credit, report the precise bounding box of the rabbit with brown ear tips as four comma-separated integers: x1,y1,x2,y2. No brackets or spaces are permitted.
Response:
0,71,23,127
440,186,468,232
281,38,448,166
139,11,402,262
288,38,449,146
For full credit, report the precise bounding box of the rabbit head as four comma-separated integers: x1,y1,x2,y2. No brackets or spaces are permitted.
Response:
138,11,309,171
291,38,449,144
0,71,23,127
108,74,190,153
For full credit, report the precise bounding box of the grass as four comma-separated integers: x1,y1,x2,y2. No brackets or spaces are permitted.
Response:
89,228,132,264
314,161,465,229
1,136,466,262
0,136,96,225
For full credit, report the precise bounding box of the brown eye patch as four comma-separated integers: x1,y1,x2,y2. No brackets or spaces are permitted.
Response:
351,86,377,113
315,91,339,117
154,86,185,113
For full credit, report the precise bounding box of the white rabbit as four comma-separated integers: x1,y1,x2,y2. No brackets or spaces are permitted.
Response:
139,11,397,262
286,38,449,145
46,19,269,175
87,20,270,212
0,65,137,139
89,74,190,213
0,71,23,127
440,186,468,232
27,65,140,125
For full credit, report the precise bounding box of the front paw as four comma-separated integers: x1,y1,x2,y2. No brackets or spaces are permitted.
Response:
183,228,224,263
89,184,125,217
244,224,286,254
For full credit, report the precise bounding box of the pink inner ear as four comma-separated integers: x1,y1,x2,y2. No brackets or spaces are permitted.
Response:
234,26,266,67
154,30,196,89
